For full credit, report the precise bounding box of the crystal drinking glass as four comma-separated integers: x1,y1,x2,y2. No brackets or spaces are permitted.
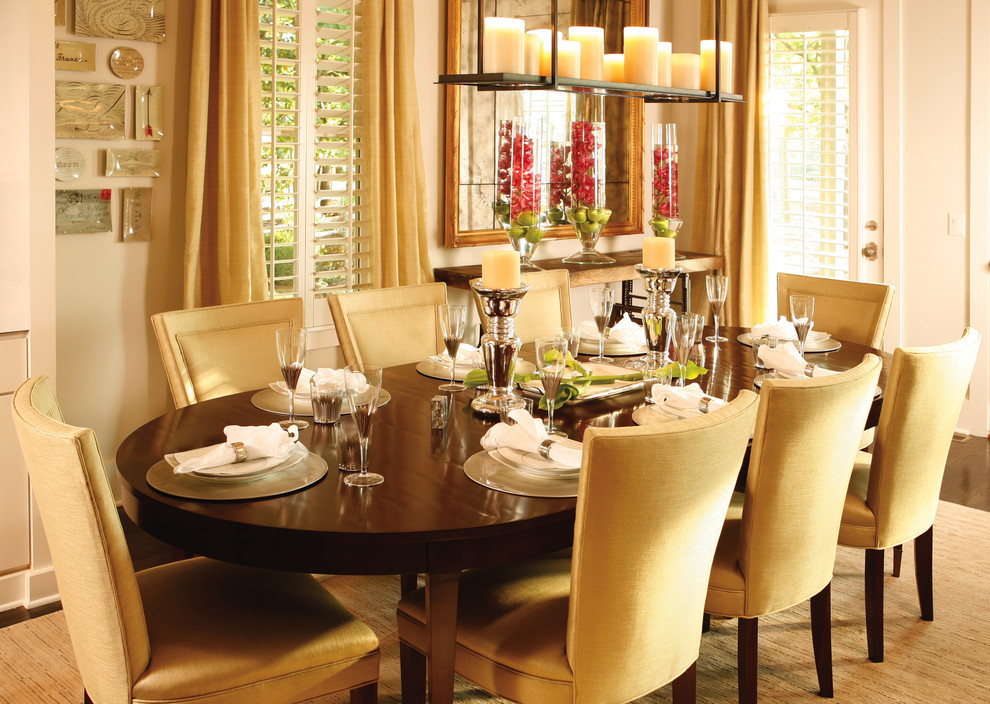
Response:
705,274,728,343
343,364,384,487
438,304,467,392
275,327,309,430
789,295,816,358
589,286,615,364
535,336,569,439
672,313,698,387
556,326,581,362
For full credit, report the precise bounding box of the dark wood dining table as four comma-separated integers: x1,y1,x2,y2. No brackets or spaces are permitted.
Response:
115,327,888,704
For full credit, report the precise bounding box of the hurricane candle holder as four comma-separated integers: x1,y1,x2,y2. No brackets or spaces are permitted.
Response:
634,264,683,366
563,119,614,264
493,117,548,271
470,281,530,416
649,123,684,253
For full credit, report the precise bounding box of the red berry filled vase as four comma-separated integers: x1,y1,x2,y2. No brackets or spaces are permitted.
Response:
650,123,683,242
492,117,548,271
563,120,614,264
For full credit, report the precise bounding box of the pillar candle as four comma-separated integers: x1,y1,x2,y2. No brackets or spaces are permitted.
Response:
603,53,625,82
657,41,672,87
568,26,605,81
623,27,659,85
524,31,543,75
671,53,702,90
700,40,733,92
482,251,521,289
535,31,562,76
556,39,582,78
643,237,675,270
483,17,525,74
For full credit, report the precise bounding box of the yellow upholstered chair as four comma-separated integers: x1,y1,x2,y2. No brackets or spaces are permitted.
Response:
838,328,981,662
777,273,895,349
705,355,882,704
470,269,573,344
327,282,448,368
151,298,303,409
397,391,760,704
12,376,380,704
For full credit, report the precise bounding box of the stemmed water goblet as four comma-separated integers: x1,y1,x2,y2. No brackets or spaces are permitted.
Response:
275,327,309,430
705,274,728,343
589,286,614,364
789,295,816,359
556,326,581,363
343,364,385,487
438,304,467,392
672,313,698,387
535,336,568,439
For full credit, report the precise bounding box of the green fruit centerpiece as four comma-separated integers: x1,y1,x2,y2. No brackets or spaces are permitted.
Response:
562,120,615,264
492,117,548,271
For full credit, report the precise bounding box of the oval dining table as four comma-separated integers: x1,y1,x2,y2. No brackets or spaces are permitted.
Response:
116,327,888,704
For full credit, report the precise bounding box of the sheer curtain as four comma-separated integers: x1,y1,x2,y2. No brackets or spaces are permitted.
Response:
692,0,770,326
184,0,267,308
361,0,433,287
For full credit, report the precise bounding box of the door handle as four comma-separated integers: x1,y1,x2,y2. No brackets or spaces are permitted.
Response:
861,241,878,261
865,220,878,231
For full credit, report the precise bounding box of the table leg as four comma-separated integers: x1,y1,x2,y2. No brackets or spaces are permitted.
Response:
425,571,459,704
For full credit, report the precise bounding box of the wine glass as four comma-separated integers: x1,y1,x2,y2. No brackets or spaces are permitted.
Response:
705,274,728,343
535,336,568,439
438,304,467,392
275,327,309,430
672,313,697,387
343,364,385,487
789,295,816,358
556,326,581,363
589,286,614,364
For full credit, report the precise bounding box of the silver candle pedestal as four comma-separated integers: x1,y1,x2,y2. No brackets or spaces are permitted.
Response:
470,282,530,416
635,265,683,366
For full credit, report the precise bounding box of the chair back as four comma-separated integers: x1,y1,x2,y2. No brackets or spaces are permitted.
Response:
777,273,895,348
866,328,981,547
470,269,573,344
327,282,447,368
12,376,150,704
739,355,882,617
151,298,303,408
567,392,759,702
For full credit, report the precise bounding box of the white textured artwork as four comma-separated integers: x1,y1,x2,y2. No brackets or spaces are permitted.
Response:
75,0,166,44
122,187,153,242
55,81,126,139
106,148,161,177
55,189,112,234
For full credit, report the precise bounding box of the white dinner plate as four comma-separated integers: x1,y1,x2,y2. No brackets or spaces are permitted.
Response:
495,438,583,474
737,332,841,354
578,337,648,357
415,358,534,382
462,452,578,498
165,443,308,483
752,374,882,398
251,387,390,416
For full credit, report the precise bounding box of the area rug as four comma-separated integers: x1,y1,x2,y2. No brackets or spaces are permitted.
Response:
2,500,988,703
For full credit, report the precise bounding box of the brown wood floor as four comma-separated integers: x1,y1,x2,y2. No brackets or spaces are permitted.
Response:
2,435,987,631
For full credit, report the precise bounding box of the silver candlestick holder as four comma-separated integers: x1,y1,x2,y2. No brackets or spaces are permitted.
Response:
634,264,683,366
470,281,530,416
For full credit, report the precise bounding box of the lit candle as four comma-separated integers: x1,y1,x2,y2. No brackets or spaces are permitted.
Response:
536,31,562,76
643,237,676,270
657,41,672,86
524,31,543,75
671,53,702,90
556,39,582,79
700,40,733,92
568,26,605,81
604,53,625,82
483,17,525,74
623,27,659,85
482,251,521,289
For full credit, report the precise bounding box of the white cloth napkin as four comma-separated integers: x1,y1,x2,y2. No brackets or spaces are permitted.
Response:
480,409,583,469
171,423,298,474
311,367,369,392
652,382,727,415
429,343,483,368
751,317,798,341
272,367,316,397
579,313,647,346
758,342,839,378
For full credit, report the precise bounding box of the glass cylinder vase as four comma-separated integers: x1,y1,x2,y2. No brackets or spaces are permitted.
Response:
493,116,548,271
563,119,615,265
649,123,682,239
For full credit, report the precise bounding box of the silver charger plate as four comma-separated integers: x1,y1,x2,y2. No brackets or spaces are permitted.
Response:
415,358,535,382
753,373,883,397
463,451,578,498
251,387,391,417
147,450,328,501
737,332,841,354
578,337,648,357
632,404,757,437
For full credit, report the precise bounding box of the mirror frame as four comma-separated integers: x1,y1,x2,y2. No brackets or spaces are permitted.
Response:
443,0,645,248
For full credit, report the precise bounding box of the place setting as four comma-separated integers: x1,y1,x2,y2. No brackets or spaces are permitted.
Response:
577,287,649,359
738,294,841,354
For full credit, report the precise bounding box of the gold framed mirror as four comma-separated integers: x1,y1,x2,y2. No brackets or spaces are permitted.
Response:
443,0,645,248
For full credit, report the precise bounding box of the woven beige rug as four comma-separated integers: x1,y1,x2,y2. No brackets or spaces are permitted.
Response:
2,500,988,703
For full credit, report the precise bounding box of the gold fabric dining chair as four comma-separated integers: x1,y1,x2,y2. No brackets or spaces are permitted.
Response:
470,269,573,344
397,391,761,704
151,298,303,408
327,282,448,367
705,355,882,704
777,273,895,349
12,375,380,704
838,328,981,662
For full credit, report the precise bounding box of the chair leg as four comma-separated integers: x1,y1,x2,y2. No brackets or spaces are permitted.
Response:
399,641,427,704
915,525,934,621
350,681,378,704
738,617,759,704
865,548,885,663
892,544,903,577
810,583,834,698
672,661,697,704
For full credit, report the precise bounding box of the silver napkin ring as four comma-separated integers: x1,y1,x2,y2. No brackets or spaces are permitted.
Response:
538,438,556,460
804,363,816,377
698,396,714,414
229,441,248,463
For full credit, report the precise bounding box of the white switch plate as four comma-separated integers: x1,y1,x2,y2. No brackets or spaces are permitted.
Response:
949,213,966,237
